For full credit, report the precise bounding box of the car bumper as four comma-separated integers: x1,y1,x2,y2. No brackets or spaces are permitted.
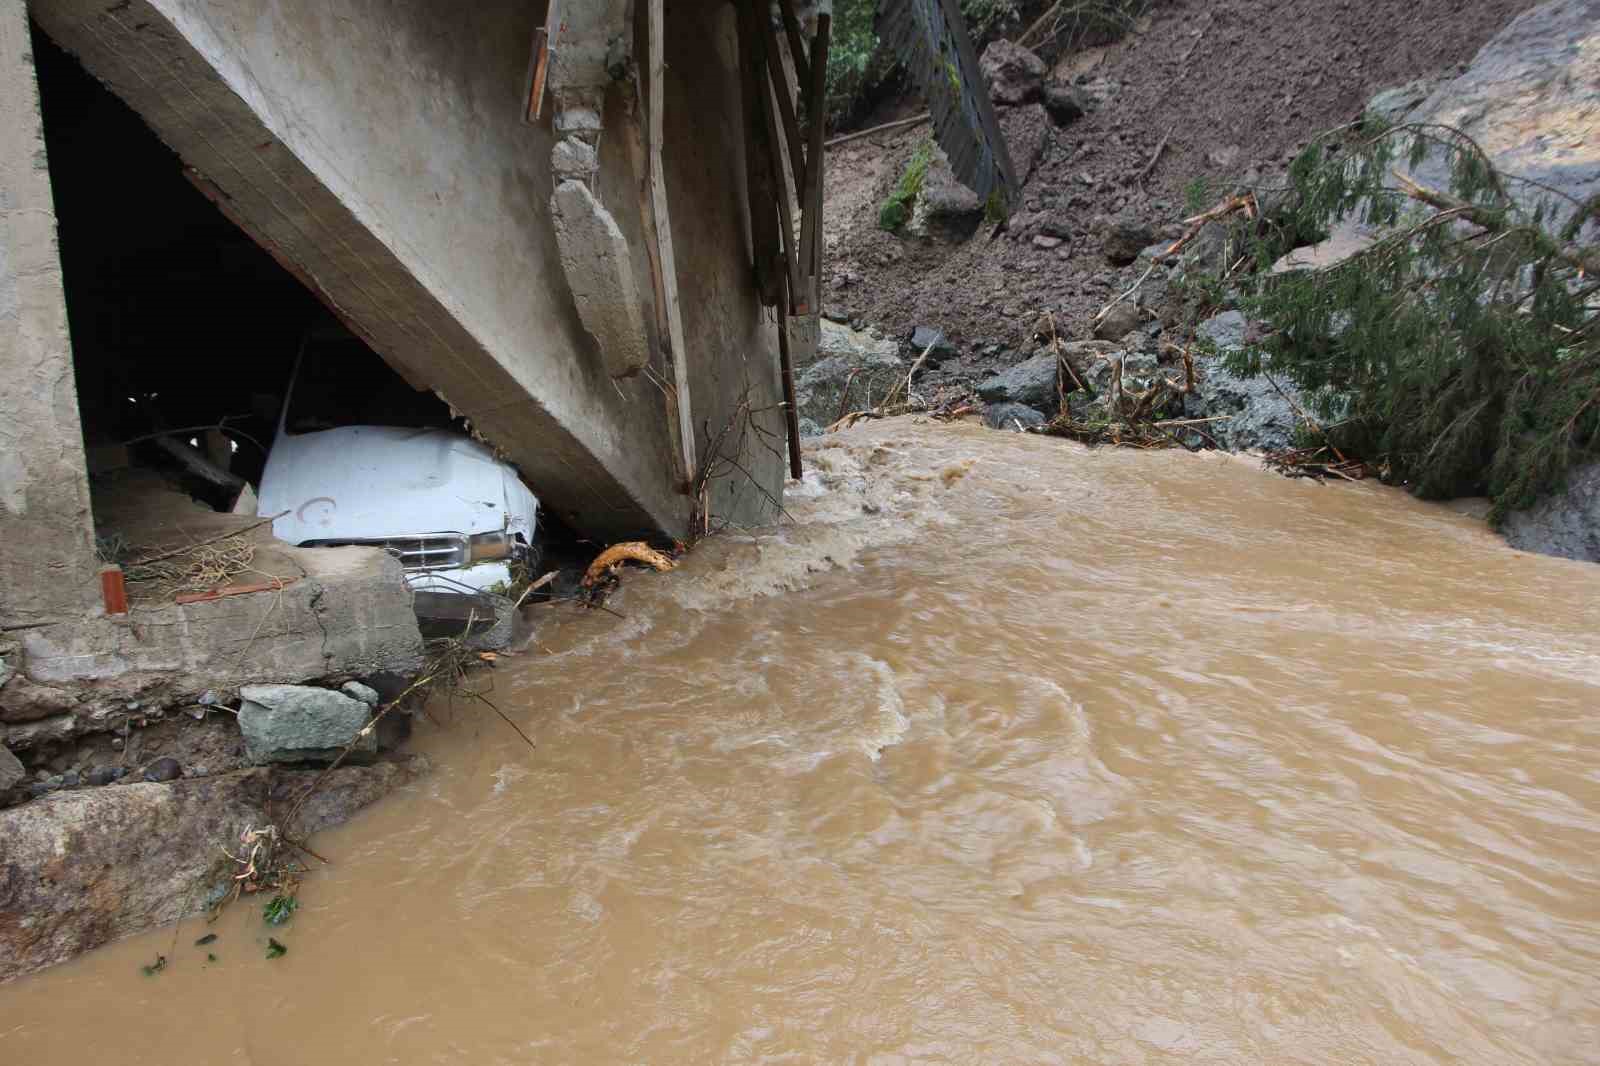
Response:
404,561,514,596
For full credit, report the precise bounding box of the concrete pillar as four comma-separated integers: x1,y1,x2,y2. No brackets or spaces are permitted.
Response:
0,3,100,629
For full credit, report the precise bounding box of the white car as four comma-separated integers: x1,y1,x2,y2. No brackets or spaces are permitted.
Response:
257,330,538,622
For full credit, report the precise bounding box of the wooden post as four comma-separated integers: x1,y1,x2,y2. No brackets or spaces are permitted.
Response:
795,11,830,313
643,0,697,484
776,300,805,481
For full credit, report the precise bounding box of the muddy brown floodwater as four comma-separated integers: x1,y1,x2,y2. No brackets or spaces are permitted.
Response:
4,420,1600,1063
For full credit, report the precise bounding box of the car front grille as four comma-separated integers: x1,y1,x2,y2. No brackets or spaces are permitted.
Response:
305,534,467,572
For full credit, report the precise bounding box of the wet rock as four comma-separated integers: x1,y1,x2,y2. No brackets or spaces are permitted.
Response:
1185,311,1307,452
59,770,80,789
1042,82,1088,125
85,766,118,787
238,684,377,765
0,756,429,982
340,681,381,707
0,744,23,793
45,774,64,790
909,325,956,359
794,321,905,434
1502,459,1600,563
1038,216,1072,240
977,353,1060,411
983,402,1048,430
1103,220,1158,266
1093,302,1143,341
143,757,182,783
910,146,985,241
979,39,1045,105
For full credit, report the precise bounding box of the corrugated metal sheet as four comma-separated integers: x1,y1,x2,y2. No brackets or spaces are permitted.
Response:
876,0,1018,205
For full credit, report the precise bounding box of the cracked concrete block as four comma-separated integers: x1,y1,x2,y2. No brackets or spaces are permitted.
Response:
551,179,650,379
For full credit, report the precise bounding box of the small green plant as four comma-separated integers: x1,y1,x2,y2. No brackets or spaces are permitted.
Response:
266,937,287,959
877,139,935,233
984,188,1009,225
263,893,299,926
1183,176,1211,215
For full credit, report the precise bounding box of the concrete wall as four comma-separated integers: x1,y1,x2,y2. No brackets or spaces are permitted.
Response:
2,546,424,751
29,0,785,540
666,0,787,526
0,1,101,630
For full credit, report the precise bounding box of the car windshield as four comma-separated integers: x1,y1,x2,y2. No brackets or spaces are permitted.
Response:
284,335,460,434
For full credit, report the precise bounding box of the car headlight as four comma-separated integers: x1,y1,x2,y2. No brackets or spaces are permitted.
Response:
466,530,512,562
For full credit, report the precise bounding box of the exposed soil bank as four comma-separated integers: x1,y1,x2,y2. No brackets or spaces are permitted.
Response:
822,0,1536,357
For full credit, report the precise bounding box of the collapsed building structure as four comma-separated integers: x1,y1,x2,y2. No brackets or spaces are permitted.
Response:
1,0,849,742
0,0,1009,980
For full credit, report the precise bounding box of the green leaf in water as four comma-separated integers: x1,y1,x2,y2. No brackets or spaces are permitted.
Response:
140,955,167,977
266,938,287,959
194,932,218,946
263,894,299,926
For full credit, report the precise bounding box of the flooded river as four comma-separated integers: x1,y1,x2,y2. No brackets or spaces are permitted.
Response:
3,421,1599,1063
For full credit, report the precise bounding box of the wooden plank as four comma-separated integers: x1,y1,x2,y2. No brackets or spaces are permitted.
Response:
777,280,804,480
521,0,560,123
775,0,811,89
644,0,697,483
753,23,804,305
757,8,808,203
175,578,297,605
736,0,783,307
794,12,831,313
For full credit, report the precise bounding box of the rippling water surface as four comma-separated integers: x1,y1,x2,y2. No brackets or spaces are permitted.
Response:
3,421,1598,1063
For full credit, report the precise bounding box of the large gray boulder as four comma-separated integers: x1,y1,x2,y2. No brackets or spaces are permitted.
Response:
983,402,1048,430
1503,461,1600,563
1187,311,1308,453
910,147,984,241
1281,0,1600,272
977,353,1060,410
1409,0,1600,238
238,684,376,764
795,321,905,434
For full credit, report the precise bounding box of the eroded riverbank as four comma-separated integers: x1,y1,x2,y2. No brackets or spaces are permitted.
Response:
3,420,1598,1063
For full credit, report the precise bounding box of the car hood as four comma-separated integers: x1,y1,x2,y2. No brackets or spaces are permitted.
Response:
258,426,523,544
